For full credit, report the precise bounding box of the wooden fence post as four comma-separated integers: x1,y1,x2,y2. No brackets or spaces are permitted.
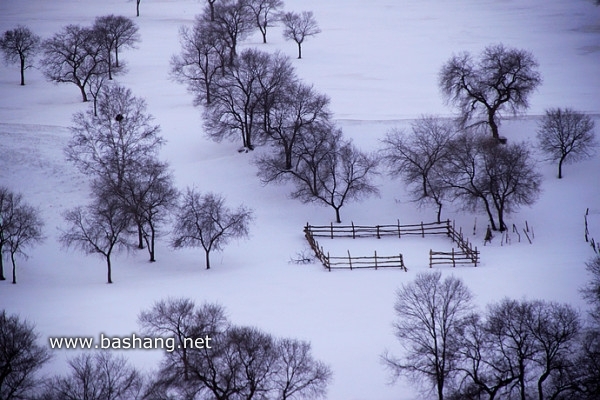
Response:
398,219,401,238
452,248,456,268
429,249,433,268
474,247,478,267
330,222,334,239
377,225,381,239
421,221,425,238
374,250,378,270
347,250,352,270
352,221,356,239
327,252,331,271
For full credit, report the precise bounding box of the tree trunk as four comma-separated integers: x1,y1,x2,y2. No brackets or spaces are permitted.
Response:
137,224,144,249
11,252,17,284
78,84,88,102
136,0,141,17
115,47,120,67
334,207,341,224
0,247,5,280
205,249,211,270
297,42,302,59
20,55,25,86
488,109,500,140
558,155,565,179
436,200,443,224
482,198,498,231
107,51,113,80
143,224,156,262
106,255,113,284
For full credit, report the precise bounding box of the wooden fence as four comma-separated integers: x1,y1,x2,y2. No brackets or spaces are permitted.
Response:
305,220,449,239
304,226,407,271
429,248,479,268
304,219,479,269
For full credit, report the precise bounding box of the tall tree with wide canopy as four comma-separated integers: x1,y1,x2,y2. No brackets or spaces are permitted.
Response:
439,44,541,141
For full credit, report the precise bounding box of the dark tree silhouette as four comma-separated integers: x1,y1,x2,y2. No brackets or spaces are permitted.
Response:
0,25,41,86
98,158,178,262
44,352,143,400
139,298,332,399
60,198,131,284
442,133,541,231
171,17,227,106
383,271,473,400
41,24,106,102
285,124,380,223
209,0,255,66
258,81,331,174
93,15,140,79
66,85,164,249
0,187,44,284
205,48,295,150
172,189,253,269
281,11,321,59
381,117,457,223
537,108,596,179
439,44,541,141
247,0,284,43
0,310,51,400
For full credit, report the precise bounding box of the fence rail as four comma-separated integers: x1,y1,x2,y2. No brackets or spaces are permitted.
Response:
430,249,479,268
304,227,407,271
306,220,449,239
304,219,479,270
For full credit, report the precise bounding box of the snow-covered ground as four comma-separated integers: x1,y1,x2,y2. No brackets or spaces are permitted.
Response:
1,1,599,399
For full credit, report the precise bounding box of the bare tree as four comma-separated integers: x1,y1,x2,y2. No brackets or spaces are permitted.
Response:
66,85,164,249
0,186,17,281
170,17,227,106
247,0,284,43
0,187,44,284
209,0,255,67
480,299,582,400
285,124,379,223
172,189,253,269
439,44,542,141
274,338,332,400
281,11,321,59
0,310,51,400
453,313,519,400
99,158,178,262
44,352,143,400
383,271,473,400
205,48,295,150
93,15,140,79
41,24,106,102
258,81,331,176
0,25,41,86
60,198,131,284
537,108,596,179
381,117,457,223
452,300,582,400
140,298,332,400
442,133,541,231
4,200,44,284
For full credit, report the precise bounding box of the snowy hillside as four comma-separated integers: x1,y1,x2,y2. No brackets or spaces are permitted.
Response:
1,0,599,399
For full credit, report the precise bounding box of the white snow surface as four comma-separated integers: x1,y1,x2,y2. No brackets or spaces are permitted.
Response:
1,0,599,399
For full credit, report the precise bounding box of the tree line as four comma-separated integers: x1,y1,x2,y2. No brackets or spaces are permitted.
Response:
0,298,332,400
383,256,600,400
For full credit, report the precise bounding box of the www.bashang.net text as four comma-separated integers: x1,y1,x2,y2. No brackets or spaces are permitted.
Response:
48,333,212,353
